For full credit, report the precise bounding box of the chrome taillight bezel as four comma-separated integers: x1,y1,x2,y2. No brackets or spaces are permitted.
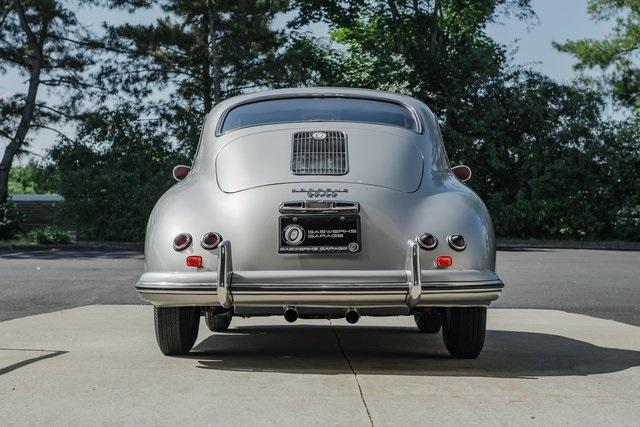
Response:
173,233,193,251
416,233,438,250
201,232,223,250
447,234,466,251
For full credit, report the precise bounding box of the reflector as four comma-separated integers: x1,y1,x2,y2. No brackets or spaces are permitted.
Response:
436,256,453,268
186,255,203,268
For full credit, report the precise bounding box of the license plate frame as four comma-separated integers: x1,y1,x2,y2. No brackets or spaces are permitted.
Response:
278,215,361,254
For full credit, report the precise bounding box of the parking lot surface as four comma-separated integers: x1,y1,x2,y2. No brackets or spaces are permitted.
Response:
0,306,639,425
1,248,639,425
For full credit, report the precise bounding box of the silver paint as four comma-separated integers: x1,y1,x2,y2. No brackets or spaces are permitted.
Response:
137,87,503,313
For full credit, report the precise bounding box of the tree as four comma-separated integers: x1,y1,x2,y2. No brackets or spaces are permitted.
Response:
302,0,638,239
554,0,640,113
50,106,185,241
99,0,321,155
0,0,96,202
8,160,56,194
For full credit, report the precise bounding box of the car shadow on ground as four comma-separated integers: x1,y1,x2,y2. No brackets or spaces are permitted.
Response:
188,325,640,379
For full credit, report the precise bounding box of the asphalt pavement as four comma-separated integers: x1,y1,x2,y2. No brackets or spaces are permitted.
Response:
0,248,638,325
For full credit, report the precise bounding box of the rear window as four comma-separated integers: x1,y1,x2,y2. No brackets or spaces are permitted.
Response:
219,97,419,133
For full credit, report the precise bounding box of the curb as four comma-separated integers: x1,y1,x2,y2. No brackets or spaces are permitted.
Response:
496,239,640,251
0,242,144,252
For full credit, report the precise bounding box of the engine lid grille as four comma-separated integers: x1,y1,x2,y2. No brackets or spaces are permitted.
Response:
291,131,348,175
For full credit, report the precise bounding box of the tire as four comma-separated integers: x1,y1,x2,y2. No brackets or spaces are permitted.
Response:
442,307,487,359
205,311,232,332
154,306,200,356
414,311,441,333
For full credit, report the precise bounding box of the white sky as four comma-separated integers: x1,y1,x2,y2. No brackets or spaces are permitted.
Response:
1,0,616,164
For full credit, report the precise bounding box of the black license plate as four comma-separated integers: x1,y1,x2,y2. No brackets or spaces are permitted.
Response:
279,215,361,254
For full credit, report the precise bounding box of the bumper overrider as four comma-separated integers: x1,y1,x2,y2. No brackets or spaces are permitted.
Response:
136,241,504,308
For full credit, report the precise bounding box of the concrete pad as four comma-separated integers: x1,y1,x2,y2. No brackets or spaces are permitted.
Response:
0,306,639,426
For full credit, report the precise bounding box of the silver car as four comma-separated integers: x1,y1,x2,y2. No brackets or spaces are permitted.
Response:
136,87,504,359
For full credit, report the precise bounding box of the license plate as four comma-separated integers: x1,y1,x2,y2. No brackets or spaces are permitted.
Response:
279,215,361,254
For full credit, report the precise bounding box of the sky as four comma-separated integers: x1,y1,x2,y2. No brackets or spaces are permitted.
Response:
2,0,616,164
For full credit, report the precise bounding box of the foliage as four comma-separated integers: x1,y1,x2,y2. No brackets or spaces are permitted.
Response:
0,202,25,240
50,106,185,241
97,0,321,155
302,0,638,240
8,161,57,194
28,226,71,244
554,0,640,113
6,0,638,241
0,0,98,202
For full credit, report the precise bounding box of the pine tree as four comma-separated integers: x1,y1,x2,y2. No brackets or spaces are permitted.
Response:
0,0,96,202
100,0,320,154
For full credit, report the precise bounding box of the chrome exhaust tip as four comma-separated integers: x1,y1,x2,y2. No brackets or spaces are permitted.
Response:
284,307,298,323
345,309,360,324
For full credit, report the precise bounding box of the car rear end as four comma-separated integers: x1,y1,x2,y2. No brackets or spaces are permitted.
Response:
136,88,503,358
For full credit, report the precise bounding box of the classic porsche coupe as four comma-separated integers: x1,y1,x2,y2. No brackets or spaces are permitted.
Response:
136,87,504,358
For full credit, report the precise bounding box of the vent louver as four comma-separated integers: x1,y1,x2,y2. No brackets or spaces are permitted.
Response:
291,131,348,175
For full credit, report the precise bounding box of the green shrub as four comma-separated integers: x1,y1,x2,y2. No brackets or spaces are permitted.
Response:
29,226,72,244
0,202,25,240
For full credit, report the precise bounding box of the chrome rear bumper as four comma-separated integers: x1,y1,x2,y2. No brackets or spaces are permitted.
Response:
136,240,503,309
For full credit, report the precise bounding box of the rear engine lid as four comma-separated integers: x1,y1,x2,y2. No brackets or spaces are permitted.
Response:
216,127,424,193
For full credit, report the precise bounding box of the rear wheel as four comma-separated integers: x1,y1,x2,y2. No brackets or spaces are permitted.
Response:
442,307,486,359
154,306,200,356
414,311,441,333
205,311,232,332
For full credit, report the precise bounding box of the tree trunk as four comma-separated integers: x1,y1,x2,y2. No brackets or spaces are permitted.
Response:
0,55,42,202
207,0,222,106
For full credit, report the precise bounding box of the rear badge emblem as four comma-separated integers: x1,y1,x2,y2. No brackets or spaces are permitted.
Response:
292,188,348,198
282,224,305,246
312,132,327,140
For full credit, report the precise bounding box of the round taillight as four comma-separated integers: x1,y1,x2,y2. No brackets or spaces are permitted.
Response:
417,233,438,250
173,233,192,251
448,234,466,251
201,232,222,250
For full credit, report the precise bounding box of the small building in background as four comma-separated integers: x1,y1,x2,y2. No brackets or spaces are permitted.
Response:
9,194,66,230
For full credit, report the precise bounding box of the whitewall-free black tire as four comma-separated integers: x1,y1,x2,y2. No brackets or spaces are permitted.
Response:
442,307,487,359
154,306,200,355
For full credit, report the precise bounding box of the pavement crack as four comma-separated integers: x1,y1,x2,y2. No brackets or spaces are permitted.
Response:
330,320,374,427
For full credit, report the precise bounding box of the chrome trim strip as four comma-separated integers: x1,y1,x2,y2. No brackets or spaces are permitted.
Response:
136,283,215,291
279,200,360,214
231,283,408,292
136,280,504,294
138,289,218,295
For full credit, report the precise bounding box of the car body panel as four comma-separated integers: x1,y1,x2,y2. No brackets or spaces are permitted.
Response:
137,87,503,314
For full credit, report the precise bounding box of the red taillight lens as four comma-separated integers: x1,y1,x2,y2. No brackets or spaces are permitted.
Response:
186,255,203,268
173,233,192,251
201,232,222,250
436,256,453,268
417,233,438,250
